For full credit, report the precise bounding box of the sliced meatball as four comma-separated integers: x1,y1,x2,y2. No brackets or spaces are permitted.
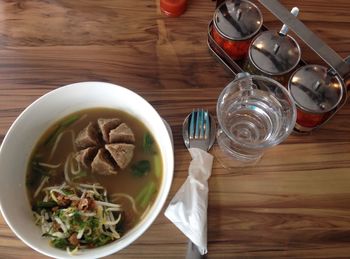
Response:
74,147,97,168
91,149,118,175
97,118,121,143
109,123,135,144
75,122,101,149
105,143,135,169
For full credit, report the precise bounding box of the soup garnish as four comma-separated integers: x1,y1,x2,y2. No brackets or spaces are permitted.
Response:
33,183,123,254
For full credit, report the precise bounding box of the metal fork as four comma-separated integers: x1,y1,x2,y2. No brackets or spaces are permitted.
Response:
183,108,216,151
182,108,216,259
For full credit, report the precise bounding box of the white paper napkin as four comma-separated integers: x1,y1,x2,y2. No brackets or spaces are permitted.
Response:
165,147,214,255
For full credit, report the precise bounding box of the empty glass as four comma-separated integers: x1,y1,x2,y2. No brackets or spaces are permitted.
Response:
216,73,296,164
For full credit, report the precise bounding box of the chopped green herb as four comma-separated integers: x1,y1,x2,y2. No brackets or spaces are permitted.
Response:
87,216,99,229
43,125,61,146
143,133,154,153
61,188,75,195
61,114,80,127
42,233,55,238
36,201,58,209
58,209,67,219
66,211,85,232
135,184,150,204
71,211,82,227
153,155,161,178
83,235,94,244
51,238,69,249
131,160,151,177
32,161,51,176
135,182,156,208
95,234,112,246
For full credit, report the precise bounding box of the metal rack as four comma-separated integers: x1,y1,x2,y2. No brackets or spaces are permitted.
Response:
208,0,350,132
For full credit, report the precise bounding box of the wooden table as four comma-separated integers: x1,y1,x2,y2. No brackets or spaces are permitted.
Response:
0,0,349,258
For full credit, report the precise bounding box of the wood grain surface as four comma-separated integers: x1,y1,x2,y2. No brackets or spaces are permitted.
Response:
0,0,350,258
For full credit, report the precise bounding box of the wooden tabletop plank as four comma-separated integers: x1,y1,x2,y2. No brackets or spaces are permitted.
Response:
0,0,350,258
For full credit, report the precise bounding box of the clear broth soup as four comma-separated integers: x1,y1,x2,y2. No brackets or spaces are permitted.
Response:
26,108,162,250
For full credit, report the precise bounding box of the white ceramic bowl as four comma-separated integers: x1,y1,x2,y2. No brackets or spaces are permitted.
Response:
0,82,174,259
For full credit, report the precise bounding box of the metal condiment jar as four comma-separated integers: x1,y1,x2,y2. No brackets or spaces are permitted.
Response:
246,7,301,85
212,0,263,61
288,64,344,131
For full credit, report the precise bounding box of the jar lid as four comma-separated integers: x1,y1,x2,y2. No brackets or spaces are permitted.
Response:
213,0,263,41
288,65,343,113
160,0,187,17
249,31,301,75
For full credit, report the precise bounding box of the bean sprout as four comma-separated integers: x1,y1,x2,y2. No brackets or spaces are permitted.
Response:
34,176,49,198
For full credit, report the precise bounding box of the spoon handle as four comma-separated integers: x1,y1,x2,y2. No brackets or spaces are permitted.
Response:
186,240,203,259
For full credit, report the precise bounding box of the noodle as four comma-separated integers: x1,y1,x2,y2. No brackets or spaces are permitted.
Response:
38,162,62,169
70,157,81,175
110,193,139,215
64,154,73,184
48,130,75,161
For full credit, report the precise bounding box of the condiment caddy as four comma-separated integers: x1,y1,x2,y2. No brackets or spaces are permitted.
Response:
208,0,350,133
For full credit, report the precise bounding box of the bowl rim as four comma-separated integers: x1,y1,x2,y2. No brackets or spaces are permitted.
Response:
0,81,174,259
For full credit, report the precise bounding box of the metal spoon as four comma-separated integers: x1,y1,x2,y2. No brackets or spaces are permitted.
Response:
182,109,216,259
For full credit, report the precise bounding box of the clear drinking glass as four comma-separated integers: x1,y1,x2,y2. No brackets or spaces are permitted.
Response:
216,73,296,164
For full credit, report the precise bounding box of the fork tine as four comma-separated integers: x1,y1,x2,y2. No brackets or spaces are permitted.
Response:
195,109,200,139
189,110,196,139
204,110,210,140
189,109,211,141
199,109,205,138
185,108,215,150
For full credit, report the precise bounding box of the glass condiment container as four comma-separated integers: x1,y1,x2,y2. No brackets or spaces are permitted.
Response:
160,0,187,17
288,64,344,131
246,7,301,85
212,0,263,61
